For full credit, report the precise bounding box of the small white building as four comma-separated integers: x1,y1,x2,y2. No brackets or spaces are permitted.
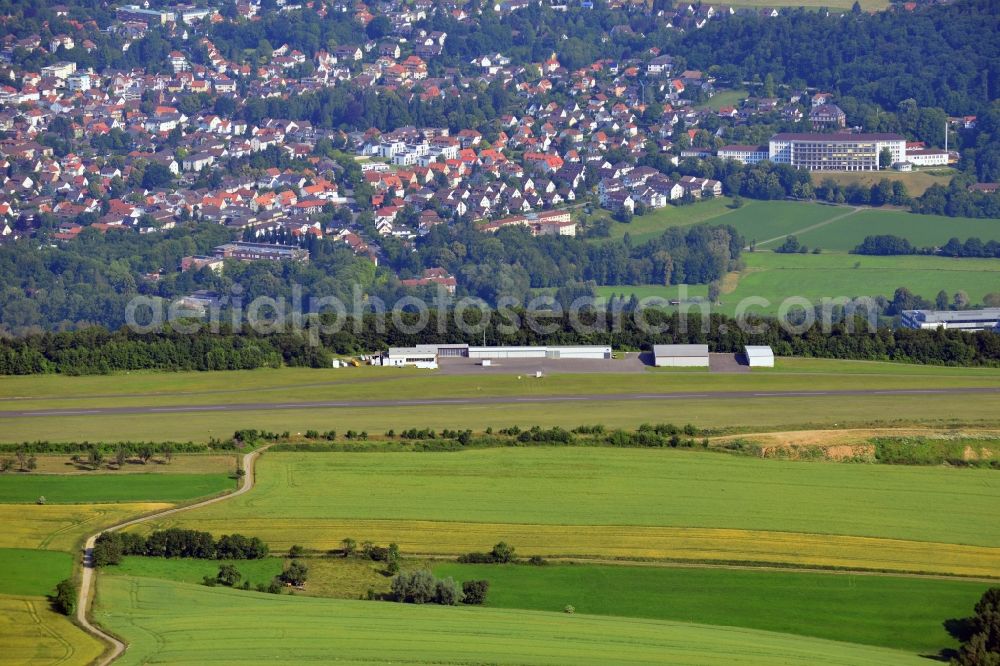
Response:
744,345,775,368
653,344,709,367
382,347,438,369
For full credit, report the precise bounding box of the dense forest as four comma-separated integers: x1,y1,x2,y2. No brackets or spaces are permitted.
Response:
0,222,380,334
3,310,1000,375
385,220,743,298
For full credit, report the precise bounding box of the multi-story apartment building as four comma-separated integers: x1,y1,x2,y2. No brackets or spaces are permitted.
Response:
768,133,906,171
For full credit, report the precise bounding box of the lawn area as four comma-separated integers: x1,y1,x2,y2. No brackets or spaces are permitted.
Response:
94,575,922,665
0,549,72,596
0,473,234,503
138,449,1000,575
719,252,1000,315
812,170,954,197
112,555,284,589
602,197,738,243
795,208,1000,251
0,593,104,666
433,563,986,655
696,88,747,111
0,502,172,550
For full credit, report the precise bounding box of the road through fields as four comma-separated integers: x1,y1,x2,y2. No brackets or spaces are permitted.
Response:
8,386,1000,419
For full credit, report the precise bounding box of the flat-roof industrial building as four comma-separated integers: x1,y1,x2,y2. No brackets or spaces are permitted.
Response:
901,309,1000,332
652,344,710,367
382,344,613,367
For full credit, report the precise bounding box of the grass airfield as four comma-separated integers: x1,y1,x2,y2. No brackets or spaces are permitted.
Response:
0,357,998,664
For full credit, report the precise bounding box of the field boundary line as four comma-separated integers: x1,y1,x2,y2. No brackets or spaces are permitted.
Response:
75,445,269,666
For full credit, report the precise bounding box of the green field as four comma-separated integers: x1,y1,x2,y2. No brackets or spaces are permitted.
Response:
138,449,1000,575
0,593,105,666
722,201,852,247
595,199,998,254
795,208,1000,251
0,473,234,503
112,555,284,589
718,252,1000,315
433,563,986,655
0,549,72,596
601,197,739,243
93,575,923,665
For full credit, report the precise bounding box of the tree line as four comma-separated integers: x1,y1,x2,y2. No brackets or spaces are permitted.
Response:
93,528,269,567
3,307,1000,376
853,235,1000,259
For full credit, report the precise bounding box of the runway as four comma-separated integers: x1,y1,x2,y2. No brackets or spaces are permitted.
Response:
4,386,1000,418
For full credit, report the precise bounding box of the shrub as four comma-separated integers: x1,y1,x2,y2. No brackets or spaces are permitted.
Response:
217,564,242,587
527,555,547,566
434,577,463,605
462,580,490,605
51,579,75,615
279,561,309,586
288,544,305,558
564,605,575,614
390,570,436,604
456,551,494,564
490,542,516,564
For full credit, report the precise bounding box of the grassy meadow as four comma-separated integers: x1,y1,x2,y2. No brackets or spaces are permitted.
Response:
113,555,284,589
595,199,1000,253
714,252,1000,315
794,208,1000,251
811,170,954,197
136,450,1000,576
0,594,105,666
93,575,923,665
433,562,986,654
0,473,234,503
0,549,72,596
